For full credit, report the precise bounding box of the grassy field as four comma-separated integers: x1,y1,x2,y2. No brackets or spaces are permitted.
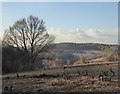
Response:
2,63,120,92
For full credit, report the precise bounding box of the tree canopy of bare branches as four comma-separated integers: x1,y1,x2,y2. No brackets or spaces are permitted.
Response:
2,15,55,69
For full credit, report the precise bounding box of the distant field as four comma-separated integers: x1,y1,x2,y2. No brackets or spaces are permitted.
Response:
2,62,119,92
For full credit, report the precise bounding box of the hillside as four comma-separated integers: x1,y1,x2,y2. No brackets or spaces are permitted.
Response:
2,43,118,72
32,43,116,69
48,43,117,64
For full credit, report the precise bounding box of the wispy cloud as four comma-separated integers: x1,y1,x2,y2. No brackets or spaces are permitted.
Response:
48,27,117,44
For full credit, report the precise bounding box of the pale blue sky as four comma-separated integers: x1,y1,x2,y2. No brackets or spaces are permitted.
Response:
1,2,118,44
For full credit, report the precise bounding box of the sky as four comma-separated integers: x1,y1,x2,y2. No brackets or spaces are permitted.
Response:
0,2,118,44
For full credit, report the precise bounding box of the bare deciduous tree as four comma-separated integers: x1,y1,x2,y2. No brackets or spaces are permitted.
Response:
2,15,55,69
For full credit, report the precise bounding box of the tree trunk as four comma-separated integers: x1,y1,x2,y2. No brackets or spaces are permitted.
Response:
29,57,34,70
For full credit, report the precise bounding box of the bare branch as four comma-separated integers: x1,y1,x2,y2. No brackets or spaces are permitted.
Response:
2,15,55,69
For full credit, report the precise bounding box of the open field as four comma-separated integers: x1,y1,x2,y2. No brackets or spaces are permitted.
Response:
2,62,120,93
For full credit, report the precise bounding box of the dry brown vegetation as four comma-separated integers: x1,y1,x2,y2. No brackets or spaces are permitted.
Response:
2,62,120,93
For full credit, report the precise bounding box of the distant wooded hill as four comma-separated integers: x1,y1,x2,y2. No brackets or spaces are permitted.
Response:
52,43,117,52
49,43,117,64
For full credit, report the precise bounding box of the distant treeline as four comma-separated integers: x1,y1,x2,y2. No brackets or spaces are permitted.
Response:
53,43,117,52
